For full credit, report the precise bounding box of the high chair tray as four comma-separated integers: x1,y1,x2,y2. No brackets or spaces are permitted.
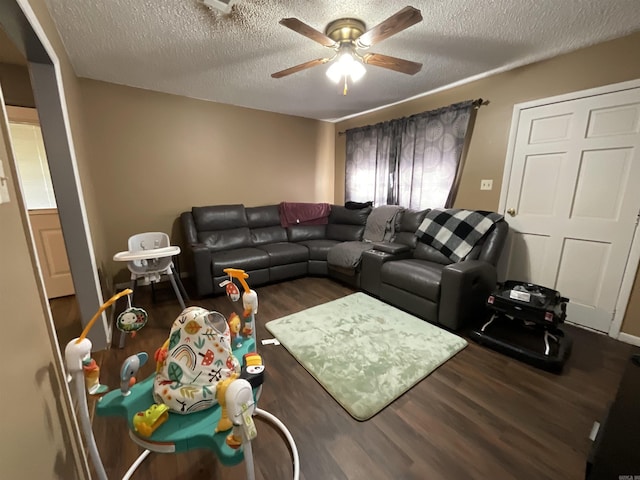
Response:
113,246,181,262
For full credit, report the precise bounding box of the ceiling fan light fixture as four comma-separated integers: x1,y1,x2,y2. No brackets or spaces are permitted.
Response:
325,52,366,83
201,0,237,14
272,7,423,85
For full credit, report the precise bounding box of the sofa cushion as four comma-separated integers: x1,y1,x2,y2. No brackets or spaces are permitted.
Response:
413,243,453,265
198,228,251,251
299,239,341,260
246,205,280,228
329,205,371,225
211,248,270,276
251,226,288,245
287,225,326,242
381,259,444,302
326,224,365,242
256,242,309,266
198,228,251,252
192,204,247,230
393,208,429,248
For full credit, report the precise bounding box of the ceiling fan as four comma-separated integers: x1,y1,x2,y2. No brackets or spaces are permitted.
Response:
271,6,423,94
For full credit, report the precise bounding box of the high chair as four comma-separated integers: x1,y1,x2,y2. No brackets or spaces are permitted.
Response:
113,232,188,347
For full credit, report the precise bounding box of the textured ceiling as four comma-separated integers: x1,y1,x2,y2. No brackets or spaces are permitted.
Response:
44,0,640,121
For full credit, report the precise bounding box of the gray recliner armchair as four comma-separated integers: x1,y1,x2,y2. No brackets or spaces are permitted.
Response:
361,209,508,331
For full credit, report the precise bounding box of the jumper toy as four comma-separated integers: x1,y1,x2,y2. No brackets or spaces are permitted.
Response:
65,270,299,480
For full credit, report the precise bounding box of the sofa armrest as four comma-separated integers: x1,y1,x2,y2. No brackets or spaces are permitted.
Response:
439,260,497,331
361,249,412,297
180,211,199,245
372,242,410,254
189,243,214,297
180,211,215,296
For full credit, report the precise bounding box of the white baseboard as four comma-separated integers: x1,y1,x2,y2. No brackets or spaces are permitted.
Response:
618,332,640,347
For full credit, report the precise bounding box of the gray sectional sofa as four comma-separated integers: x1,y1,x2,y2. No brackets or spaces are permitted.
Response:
180,203,508,331
180,203,370,296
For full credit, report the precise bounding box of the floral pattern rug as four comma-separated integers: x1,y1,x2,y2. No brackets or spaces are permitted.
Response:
265,292,467,420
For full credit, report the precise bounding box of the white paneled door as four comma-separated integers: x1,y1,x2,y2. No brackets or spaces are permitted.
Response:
501,87,640,332
28,209,75,298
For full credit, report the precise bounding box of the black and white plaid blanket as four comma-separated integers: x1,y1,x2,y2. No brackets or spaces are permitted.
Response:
416,209,503,262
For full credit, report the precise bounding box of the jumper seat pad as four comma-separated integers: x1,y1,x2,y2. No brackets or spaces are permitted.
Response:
417,208,503,262
153,307,240,414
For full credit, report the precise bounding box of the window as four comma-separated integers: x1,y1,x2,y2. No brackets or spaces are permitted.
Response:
9,121,56,209
345,100,477,209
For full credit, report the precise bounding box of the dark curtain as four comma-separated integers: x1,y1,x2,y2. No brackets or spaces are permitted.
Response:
345,100,476,209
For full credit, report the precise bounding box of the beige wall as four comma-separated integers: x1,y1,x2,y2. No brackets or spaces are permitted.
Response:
0,0,109,477
0,97,87,477
335,31,640,335
77,79,334,282
0,62,35,107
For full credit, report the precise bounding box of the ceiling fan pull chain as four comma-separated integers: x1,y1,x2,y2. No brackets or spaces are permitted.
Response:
343,76,348,96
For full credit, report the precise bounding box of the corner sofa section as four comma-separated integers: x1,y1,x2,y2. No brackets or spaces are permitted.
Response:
181,203,509,332
361,212,508,331
181,203,369,297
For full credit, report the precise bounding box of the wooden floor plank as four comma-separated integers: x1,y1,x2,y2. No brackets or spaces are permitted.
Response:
50,277,637,479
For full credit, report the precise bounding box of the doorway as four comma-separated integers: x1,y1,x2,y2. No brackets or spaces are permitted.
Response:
499,79,640,336
0,2,110,350
0,28,80,347
6,105,75,298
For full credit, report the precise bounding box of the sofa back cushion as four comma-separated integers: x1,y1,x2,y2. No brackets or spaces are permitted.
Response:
287,225,327,242
413,216,509,266
326,205,371,241
251,226,288,245
246,205,288,245
476,219,509,265
193,204,247,230
393,208,429,248
192,204,251,251
246,205,280,228
413,243,454,265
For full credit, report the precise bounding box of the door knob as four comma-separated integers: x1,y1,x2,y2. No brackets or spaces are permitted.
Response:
507,208,516,217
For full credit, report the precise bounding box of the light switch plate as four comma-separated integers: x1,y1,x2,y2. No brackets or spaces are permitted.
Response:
480,179,493,190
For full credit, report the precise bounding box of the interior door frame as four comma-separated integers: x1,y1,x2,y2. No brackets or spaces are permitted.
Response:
0,0,109,348
498,78,640,340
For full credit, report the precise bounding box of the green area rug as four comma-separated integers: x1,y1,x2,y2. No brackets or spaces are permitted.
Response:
265,292,467,420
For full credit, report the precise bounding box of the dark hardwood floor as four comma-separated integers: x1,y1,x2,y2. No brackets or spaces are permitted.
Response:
51,277,637,480
49,293,83,349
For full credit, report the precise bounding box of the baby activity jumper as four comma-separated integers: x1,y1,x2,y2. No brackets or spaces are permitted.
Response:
65,269,299,480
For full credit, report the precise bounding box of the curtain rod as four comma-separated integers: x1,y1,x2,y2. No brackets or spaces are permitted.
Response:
337,98,488,136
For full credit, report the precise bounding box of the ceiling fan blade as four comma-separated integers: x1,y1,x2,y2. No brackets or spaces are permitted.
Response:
271,58,330,78
357,6,423,47
279,18,337,47
362,53,422,75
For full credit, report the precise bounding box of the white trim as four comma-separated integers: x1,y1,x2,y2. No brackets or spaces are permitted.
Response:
508,78,640,112
325,51,640,123
497,108,522,214
17,0,108,343
499,78,640,338
618,332,640,347
610,222,640,338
